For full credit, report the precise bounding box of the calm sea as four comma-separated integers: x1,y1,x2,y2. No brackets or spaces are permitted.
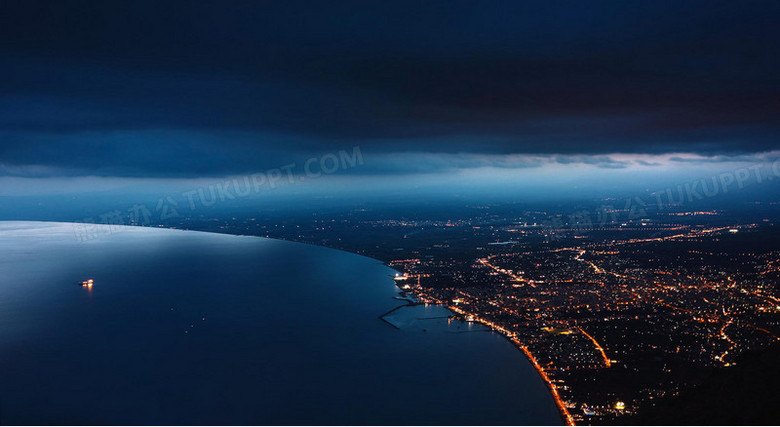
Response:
0,221,560,425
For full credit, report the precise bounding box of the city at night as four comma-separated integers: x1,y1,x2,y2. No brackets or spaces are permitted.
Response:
1,1,779,426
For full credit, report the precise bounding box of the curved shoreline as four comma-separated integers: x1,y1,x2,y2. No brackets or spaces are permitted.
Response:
6,220,569,425
403,288,575,426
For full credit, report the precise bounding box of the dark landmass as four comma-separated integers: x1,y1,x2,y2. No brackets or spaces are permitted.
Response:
619,344,780,425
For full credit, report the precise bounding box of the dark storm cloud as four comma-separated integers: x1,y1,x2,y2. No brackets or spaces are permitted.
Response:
1,0,779,176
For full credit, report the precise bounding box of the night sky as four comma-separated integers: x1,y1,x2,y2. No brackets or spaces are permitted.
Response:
2,1,780,181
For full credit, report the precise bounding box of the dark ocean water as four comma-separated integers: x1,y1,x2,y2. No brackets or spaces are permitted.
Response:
0,221,561,425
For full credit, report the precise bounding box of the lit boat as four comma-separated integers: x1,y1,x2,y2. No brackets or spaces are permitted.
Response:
80,279,94,287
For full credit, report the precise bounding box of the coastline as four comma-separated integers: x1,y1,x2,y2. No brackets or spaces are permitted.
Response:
394,282,576,426
9,221,572,424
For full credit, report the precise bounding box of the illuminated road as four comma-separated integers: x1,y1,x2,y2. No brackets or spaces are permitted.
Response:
715,320,736,365
479,256,536,287
577,327,612,368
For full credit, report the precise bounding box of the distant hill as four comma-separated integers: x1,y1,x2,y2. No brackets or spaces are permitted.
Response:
618,344,780,425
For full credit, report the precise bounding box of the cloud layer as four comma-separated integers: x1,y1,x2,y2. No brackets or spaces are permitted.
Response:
1,1,779,177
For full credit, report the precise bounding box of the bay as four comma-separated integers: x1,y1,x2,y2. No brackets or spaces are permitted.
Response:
0,221,561,425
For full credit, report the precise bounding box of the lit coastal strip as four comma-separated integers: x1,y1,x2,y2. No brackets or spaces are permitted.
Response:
447,305,576,426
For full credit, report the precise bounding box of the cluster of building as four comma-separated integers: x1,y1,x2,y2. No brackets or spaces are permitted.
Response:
391,222,780,424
